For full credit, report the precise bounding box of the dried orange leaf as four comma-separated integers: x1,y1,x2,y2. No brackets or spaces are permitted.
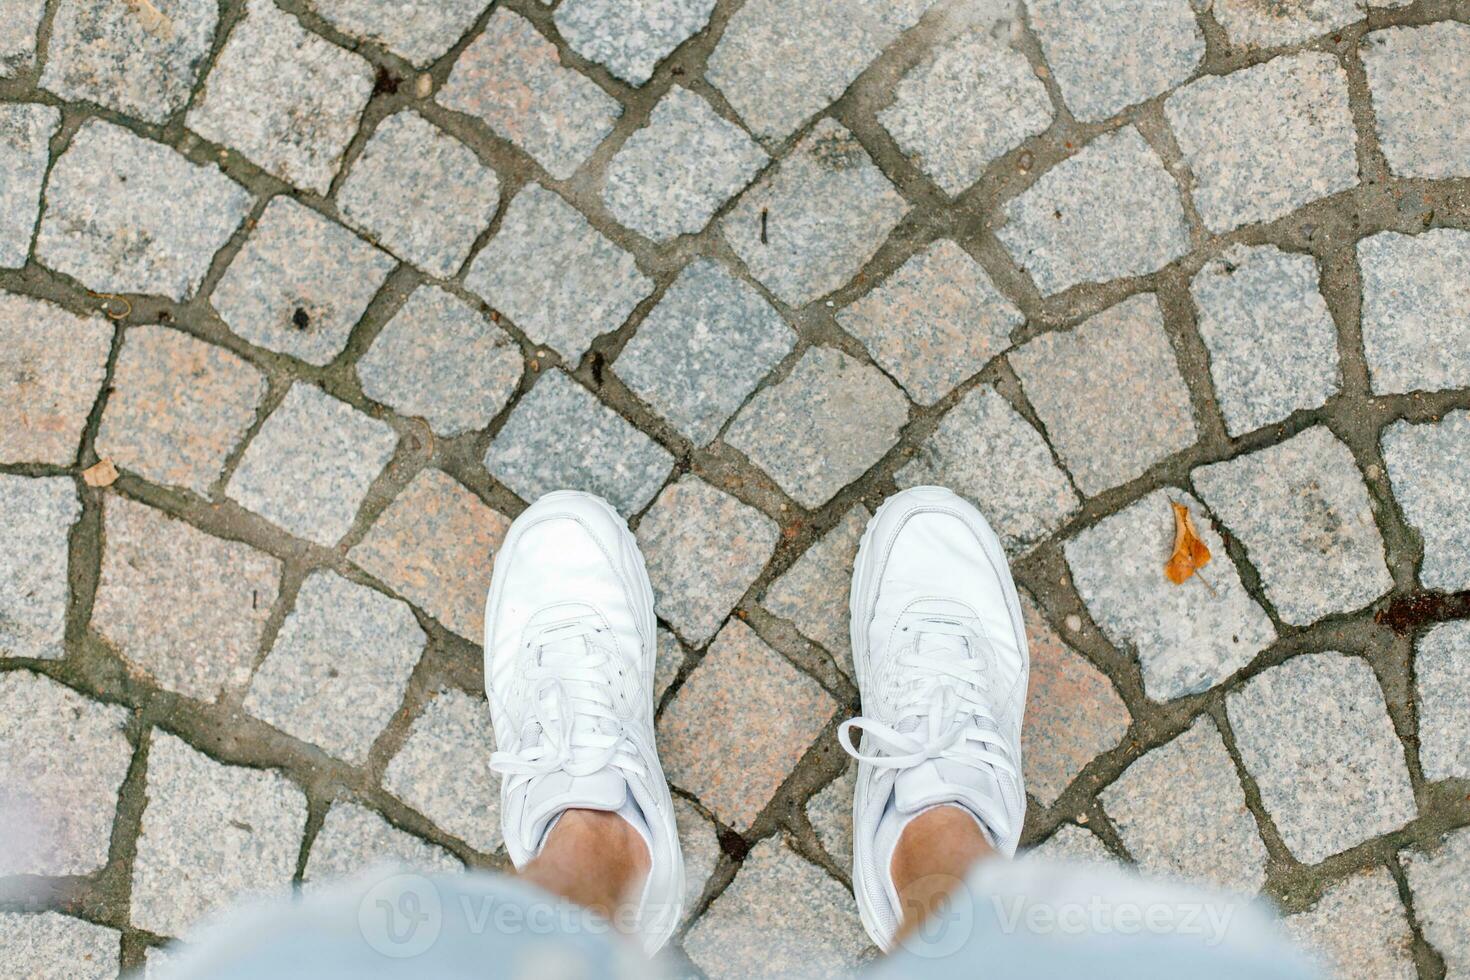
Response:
82,459,119,488
1164,501,1211,585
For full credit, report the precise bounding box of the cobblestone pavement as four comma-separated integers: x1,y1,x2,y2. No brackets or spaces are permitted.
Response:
2,0,1469,977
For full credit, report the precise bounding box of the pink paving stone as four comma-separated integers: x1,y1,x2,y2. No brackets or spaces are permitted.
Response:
0,292,112,466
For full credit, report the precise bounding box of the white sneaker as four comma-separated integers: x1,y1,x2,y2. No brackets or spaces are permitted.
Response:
840,486,1029,951
484,490,685,955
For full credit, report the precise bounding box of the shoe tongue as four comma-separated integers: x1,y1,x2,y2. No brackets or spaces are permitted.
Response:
524,768,627,854
894,759,1003,824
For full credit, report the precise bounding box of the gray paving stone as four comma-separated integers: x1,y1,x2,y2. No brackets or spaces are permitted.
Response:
143,946,180,977
0,912,119,980
1358,229,1470,396
807,759,856,874
40,0,217,123
1227,653,1415,865
674,796,721,924
1415,620,1470,782
879,28,1052,195
897,384,1080,551
1285,867,1416,980
604,86,768,242
0,292,112,466
1382,411,1470,593
0,103,60,267
212,196,395,366
1165,53,1357,234
226,383,399,547
357,284,523,437
0,0,45,76
96,325,267,495
1193,427,1392,626
706,0,936,141
1402,828,1470,978
1026,0,1202,123
132,731,307,938
338,111,501,280
309,0,491,66
467,184,651,359
725,346,908,509
763,504,869,679
0,475,80,661
1210,0,1385,48
555,0,716,86
1190,244,1339,436
94,496,281,701
188,0,374,194
0,671,131,876
303,801,461,889
37,120,251,301
1011,293,1196,495
1101,715,1268,894
483,370,673,515
615,258,794,446
1361,23,1470,180
655,627,685,705
1025,824,1117,865
997,127,1190,296
245,571,426,765
438,9,621,181
383,688,501,854
723,118,909,307
636,475,780,646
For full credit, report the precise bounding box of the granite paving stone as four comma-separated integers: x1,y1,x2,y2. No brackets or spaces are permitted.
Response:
0,913,119,980
0,0,45,76
212,196,396,366
807,759,856,875
997,128,1190,296
897,384,1080,551
1361,23,1470,180
1228,653,1416,865
673,796,722,923
143,947,180,977
466,184,651,359
723,119,909,307
555,0,716,86
1011,293,1197,495
226,384,399,547
762,505,869,679
0,475,81,661
93,496,281,701
36,120,252,301
1285,867,1416,980
309,0,492,67
95,325,267,495
1025,824,1117,865
1402,828,1470,977
654,627,685,705
1358,229,1470,396
349,468,511,643
338,111,501,279
0,103,60,267
1165,53,1358,234
1065,489,1277,701
1211,0,1386,48
603,87,768,242
1414,621,1470,782
615,258,794,446
131,731,307,939
658,620,838,828
357,284,523,437
303,801,461,889
724,346,908,509
1194,427,1393,626
245,571,426,765
483,370,673,515
636,475,780,646
0,293,112,466
187,0,374,194
0,671,131,876
438,9,621,182
1382,411,1470,592
383,688,501,854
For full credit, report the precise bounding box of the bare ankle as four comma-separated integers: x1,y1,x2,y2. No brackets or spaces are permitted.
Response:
518,809,650,920
890,804,996,941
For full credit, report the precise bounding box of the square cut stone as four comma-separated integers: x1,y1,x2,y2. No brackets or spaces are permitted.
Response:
1025,824,1117,865
188,0,374,194
762,505,869,679
467,184,651,360
226,384,399,547
483,370,673,515
898,385,1079,552
212,196,396,366
604,87,767,242
1211,0,1378,48
0,671,131,876
357,285,523,437
0,103,60,267
1403,829,1470,977
1285,867,1416,980
0,475,80,661
383,688,501,854
636,475,780,646
1065,490,1276,702
309,0,491,67
350,468,511,643
998,127,1189,296
555,0,715,86
615,258,794,446
673,796,722,923
1026,0,1203,123
0,913,119,980
93,496,281,701
37,120,251,301
1382,411,1470,592
96,325,267,496
338,111,501,280
725,347,908,509
0,292,112,466
659,620,838,828
654,627,685,705
245,571,426,765
1227,653,1416,865
0,0,45,76
303,801,460,889
1361,23,1470,180
839,241,1021,406
807,760,856,874
1190,244,1339,436
1414,621,1470,782
1193,427,1392,626
438,10,621,182
1358,229,1470,396
1101,715,1268,894
1165,54,1357,234
1011,293,1196,495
